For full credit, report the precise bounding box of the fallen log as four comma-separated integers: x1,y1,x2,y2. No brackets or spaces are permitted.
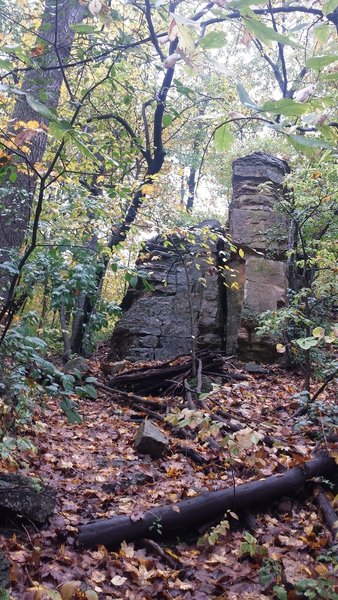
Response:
78,453,336,549
94,382,166,410
314,485,338,541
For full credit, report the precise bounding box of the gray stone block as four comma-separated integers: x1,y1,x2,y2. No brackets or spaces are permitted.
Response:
134,420,169,458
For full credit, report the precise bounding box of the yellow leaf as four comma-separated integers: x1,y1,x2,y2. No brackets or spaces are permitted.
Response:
141,183,154,195
59,581,82,600
85,592,99,600
276,343,286,353
26,120,40,129
29,587,62,600
230,282,239,290
166,548,180,560
312,326,325,338
300,564,312,576
13,120,26,130
315,563,328,576
238,248,245,258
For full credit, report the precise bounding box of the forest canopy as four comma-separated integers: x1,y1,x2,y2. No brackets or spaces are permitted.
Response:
0,0,337,374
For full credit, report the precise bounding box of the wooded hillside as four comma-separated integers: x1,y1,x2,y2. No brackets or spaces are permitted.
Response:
0,1,337,598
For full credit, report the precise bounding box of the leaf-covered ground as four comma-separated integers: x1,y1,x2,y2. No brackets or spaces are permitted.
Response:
1,357,337,600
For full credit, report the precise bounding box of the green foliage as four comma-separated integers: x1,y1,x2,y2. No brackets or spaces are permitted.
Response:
295,577,338,599
295,396,338,437
239,532,268,559
259,558,282,588
306,55,338,71
200,31,227,49
262,99,309,117
197,515,233,548
273,586,288,600
256,157,337,385
0,313,102,443
214,124,235,152
242,14,302,48
60,397,82,425
149,517,163,536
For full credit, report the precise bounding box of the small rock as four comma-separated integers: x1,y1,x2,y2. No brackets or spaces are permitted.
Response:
63,356,89,377
134,420,169,459
0,474,55,524
244,362,270,375
0,550,10,590
101,360,130,376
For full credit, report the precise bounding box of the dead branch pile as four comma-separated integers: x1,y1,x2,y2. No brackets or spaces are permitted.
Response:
103,351,246,396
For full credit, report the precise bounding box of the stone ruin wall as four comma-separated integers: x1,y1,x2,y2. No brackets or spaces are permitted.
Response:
225,152,290,358
110,224,225,361
110,152,291,362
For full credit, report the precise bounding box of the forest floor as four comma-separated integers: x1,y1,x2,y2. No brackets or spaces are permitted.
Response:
1,352,337,600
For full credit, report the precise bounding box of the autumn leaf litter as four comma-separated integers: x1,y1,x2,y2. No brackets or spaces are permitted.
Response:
1,358,337,599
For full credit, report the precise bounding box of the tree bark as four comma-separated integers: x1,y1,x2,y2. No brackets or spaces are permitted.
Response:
78,453,336,548
314,486,338,541
0,0,85,299
186,166,196,212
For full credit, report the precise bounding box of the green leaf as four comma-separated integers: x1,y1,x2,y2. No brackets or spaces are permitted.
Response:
320,71,338,81
323,0,338,15
174,79,193,96
49,120,72,141
243,16,302,48
82,384,97,399
70,23,97,33
295,337,319,350
231,0,267,8
60,398,82,424
313,24,330,43
214,124,234,152
306,55,338,71
72,136,98,162
262,99,309,117
237,84,261,110
61,374,75,392
0,58,12,70
129,275,138,288
273,585,288,600
162,114,173,128
0,83,26,96
26,95,56,119
200,31,227,49
288,134,332,151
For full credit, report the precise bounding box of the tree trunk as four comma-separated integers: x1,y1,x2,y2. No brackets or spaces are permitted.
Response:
186,166,196,212
60,305,71,361
78,454,336,548
0,0,85,300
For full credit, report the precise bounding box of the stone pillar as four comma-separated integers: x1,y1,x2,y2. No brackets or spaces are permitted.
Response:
225,152,290,359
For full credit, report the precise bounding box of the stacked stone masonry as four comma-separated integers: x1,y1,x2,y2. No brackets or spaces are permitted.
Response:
110,152,290,362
